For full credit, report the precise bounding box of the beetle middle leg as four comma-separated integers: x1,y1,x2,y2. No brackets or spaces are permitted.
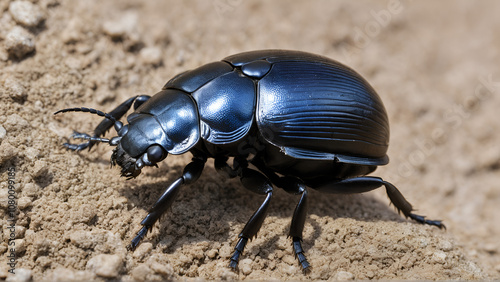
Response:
314,176,445,229
251,159,311,271
127,156,206,251
63,95,150,151
218,157,274,270
274,177,310,271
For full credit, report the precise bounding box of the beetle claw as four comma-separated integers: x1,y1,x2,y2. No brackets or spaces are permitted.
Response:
292,237,311,272
62,141,89,151
229,237,248,271
408,213,446,230
128,226,149,251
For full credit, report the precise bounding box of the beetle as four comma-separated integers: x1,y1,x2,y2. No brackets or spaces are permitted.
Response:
55,49,444,271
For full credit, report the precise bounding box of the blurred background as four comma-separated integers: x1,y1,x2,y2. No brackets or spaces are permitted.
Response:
1,0,499,280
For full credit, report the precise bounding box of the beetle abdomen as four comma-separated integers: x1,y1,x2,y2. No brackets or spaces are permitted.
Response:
255,56,389,165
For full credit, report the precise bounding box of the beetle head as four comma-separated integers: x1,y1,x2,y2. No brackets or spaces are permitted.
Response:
109,119,168,179
109,90,200,179
110,142,167,179
54,107,169,179
55,89,199,179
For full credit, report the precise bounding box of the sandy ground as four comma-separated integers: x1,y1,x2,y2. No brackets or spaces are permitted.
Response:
1,0,499,280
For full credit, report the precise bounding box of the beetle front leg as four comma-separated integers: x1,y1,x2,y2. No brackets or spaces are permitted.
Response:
63,95,150,151
230,168,273,270
127,156,206,251
214,156,248,179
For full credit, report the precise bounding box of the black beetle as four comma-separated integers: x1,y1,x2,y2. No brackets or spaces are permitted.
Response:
55,50,444,271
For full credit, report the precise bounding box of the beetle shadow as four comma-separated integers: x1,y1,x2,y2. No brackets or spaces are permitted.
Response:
242,186,407,263
120,163,413,265
119,163,237,251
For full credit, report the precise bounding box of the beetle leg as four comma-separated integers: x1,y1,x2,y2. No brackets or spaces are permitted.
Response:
230,168,273,270
287,185,310,272
63,95,151,151
249,158,312,271
314,176,445,229
260,175,312,269
383,180,445,229
127,157,206,251
214,156,245,179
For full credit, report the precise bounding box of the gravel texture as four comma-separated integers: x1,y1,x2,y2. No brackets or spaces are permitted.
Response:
1,0,499,280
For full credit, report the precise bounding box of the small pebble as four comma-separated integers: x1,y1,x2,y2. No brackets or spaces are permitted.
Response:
50,267,95,281
0,125,6,139
206,249,218,259
61,19,84,44
0,142,18,164
133,242,153,260
2,76,27,102
23,183,38,198
336,271,354,280
69,231,95,249
337,271,354,280
0,266,7,279
239,258,253,275
15,226,26,238
6,268,31,282
481,243,498,254
30,160,48,178
9,1,45,27
86,254,123,278
150,262,174,277
432,251,447,264
102,12,138,40
24,147,40,161
102,12,143,50
0,190,8,209
17,197,32,210
4,26,35,59
139,46,162,66
130,264,152,281
5,114,30,130
438,240,453,252
14,239,26,253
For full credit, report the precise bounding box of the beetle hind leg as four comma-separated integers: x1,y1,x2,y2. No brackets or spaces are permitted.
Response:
314,176,445,229
383,180,445,229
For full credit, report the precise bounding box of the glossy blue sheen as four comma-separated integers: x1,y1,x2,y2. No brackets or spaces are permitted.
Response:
129,89,199,155
257,60,388,164
163,61,233,93
137,49,390,166
191,71,256,144
241,60,272,79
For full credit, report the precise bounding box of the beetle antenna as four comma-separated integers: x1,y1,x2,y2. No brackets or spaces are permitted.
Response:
54,107,117,123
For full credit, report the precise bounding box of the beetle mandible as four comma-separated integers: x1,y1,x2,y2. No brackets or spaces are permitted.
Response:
55,50,444,271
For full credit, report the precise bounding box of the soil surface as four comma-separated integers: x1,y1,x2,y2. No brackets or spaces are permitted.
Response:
1,0,499,280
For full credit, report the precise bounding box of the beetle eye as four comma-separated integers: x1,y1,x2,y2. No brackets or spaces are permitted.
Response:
147,145,167,163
